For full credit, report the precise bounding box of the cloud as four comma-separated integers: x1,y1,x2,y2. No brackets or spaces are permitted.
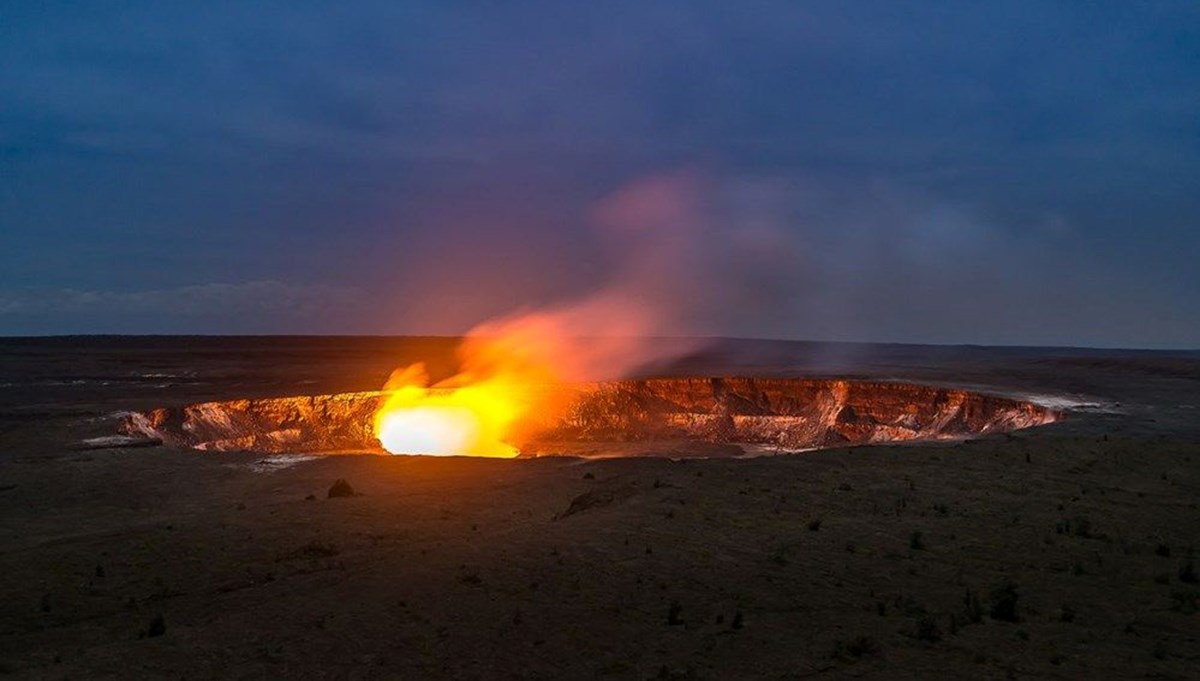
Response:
0,280,366,334
2,3,1196,346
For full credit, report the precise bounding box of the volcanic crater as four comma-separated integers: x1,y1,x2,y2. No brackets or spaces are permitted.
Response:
122,377,1057,457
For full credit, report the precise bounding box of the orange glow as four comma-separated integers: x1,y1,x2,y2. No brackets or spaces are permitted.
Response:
371,362,532,457
371,324,570,457
372,287,680,457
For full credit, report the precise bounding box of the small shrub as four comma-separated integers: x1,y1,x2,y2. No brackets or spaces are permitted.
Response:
1059,604,1076,623
807,518,823,531
769,548,788,567
143,613,166,639
989,581,1020,622
909,531,926,551
1155,543,1171,558
1169,590,1198,614
932,502,949,517
1179,560,1198,584
667,601,683,625
282,542,339,561
963,588,983,623
915,616,942,643
833,636,877,660
1072,517,1094,539
894,596,926,617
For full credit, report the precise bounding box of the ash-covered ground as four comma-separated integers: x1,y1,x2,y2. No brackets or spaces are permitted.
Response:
1,337,1198,679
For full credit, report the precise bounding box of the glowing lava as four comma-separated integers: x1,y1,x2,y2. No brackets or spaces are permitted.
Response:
375,405,484,456
371,364,533,457
371,301,661,457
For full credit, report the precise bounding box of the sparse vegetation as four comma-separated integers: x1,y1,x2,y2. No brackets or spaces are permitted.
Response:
6,338,1199,679
1169,590,1197,614
1055,516,1102,539
988,582,1019,622
963,589,983,623
280,542,339,561
914,615,942,643
1178,560,1197,584
141,613,165,639
833,636,878,660
894,595,926,617
769,547,789,567
909,530,926,551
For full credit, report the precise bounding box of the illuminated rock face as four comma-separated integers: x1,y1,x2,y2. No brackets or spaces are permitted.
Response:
536,378,1056,451
123,392,382,453
123,378,1057,456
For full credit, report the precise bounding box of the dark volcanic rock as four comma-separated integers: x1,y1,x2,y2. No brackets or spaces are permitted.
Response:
556,485,634,519
327,479,355,498
143,613,166,638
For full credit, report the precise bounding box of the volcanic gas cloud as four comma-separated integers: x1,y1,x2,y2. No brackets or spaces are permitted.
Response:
373,173,723,457
357,169,1060,457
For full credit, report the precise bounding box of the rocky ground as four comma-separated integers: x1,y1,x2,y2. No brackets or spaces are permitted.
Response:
0,337,1197,679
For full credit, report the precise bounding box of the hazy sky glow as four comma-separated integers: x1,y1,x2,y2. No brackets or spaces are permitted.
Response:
2,1,1198,347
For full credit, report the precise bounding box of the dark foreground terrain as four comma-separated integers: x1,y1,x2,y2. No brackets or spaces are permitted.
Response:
1,337,1198,679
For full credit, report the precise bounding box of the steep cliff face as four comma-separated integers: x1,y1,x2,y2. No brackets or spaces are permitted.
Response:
539,378,1056,450
124,391,382,453
123,378,1058,456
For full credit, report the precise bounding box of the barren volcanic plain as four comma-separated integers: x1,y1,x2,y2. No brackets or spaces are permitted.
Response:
1,336,1198,680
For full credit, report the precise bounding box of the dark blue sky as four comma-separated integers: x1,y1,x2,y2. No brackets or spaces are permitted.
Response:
2,1,1197,347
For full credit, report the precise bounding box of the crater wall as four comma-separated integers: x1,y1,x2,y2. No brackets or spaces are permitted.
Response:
122,378,1057,456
